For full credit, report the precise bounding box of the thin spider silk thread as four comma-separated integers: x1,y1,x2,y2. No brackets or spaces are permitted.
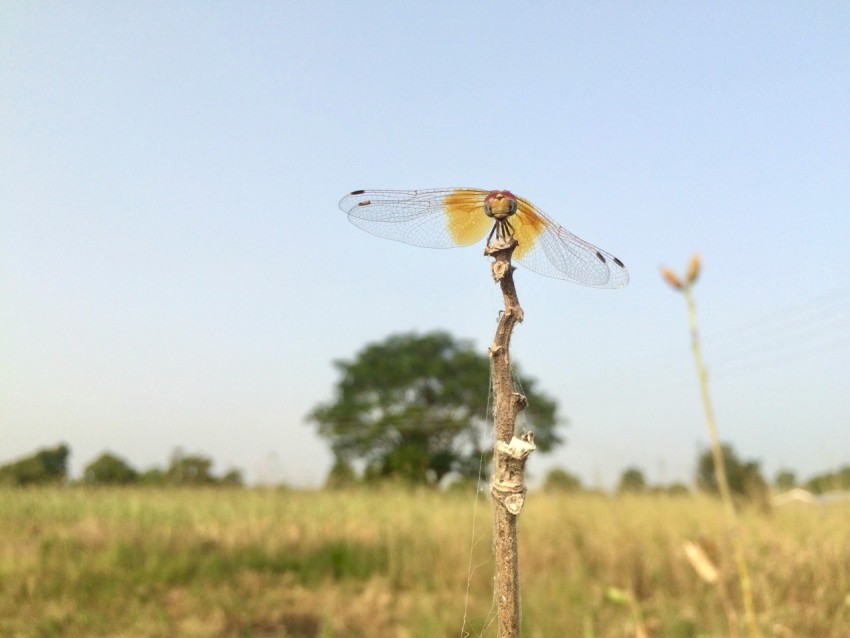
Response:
459,366,500,637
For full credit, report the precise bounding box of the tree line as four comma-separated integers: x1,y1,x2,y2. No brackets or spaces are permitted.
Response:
4,332,846,496
545,442,850,499
3,441,848,500
0,444,243,487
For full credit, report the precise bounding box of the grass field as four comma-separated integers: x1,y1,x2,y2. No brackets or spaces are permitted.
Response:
1,487,848,637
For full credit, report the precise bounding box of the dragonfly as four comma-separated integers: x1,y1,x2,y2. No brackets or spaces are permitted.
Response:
339,188,629,288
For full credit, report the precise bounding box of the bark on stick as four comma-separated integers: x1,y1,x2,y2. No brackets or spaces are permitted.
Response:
485,237,536,638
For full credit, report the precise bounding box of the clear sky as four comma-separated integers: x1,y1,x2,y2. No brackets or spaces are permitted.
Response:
2,3,848,489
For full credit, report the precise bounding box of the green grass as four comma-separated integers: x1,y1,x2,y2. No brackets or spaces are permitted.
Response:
1,487,848,637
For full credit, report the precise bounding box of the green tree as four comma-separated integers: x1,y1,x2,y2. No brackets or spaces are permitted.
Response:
806,465,850,494
696,443,768,502
165,449,215,485
542,467,582,492
139,467,166,485
308,331,562,485
618,466,647,493
82,452,139,485
325,457,358,489
0,444,70,486
774,468,797,491
665,482,690,496
219,469,244,487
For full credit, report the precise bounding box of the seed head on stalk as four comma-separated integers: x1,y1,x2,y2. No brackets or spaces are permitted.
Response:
660,253,764,638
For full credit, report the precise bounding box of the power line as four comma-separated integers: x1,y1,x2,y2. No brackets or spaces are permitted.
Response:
708,312,850,363
710,332,850,379
660,287,850,381
703,288,850,347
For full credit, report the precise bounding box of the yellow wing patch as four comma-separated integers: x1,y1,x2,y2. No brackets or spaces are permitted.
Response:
443,189,492,246
512,197,548,258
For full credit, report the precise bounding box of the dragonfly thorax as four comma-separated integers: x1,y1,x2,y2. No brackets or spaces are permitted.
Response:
484,190,518,220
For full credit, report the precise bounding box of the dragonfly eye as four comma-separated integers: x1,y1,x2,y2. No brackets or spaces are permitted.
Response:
484,191,518,219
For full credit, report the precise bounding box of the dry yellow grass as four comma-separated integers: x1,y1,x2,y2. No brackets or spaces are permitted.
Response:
0,487,848,637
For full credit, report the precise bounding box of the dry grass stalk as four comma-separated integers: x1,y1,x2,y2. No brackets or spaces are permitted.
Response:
683,538,741,638
683,540,718,584
662,253,763,638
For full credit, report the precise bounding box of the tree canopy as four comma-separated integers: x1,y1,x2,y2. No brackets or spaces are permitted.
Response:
542,467,583,492
696,443,768,503
0,444,69,486
618,466,648,493
805,465,850,494
83,452,139,485
308,331,562,485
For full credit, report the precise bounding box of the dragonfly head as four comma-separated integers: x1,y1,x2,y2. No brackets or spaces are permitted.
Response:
484,190,518,220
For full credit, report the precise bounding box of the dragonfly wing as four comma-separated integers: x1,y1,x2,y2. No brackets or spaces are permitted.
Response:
339,188,493,249
512,197,630,288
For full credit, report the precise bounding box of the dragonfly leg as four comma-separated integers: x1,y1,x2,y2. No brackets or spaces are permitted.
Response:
487,219,517,246
494,219,515,241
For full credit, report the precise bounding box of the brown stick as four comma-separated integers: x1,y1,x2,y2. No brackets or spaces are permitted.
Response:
485,237,536,638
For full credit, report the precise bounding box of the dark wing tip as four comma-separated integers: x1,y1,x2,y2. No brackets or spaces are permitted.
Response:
339,190,368,213
613,257,625,268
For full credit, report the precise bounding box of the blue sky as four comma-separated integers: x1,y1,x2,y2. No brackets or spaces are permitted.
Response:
2,3,848,488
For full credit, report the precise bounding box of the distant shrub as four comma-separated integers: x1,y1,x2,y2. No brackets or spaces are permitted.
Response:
806,465,850,494
542,467,583,492
82,452,139,485
0,444,69,486
617,466,647,494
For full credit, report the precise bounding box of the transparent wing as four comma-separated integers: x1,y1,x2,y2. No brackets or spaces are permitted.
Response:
339,188,630,288
512,197,630,288
339,188,493,249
